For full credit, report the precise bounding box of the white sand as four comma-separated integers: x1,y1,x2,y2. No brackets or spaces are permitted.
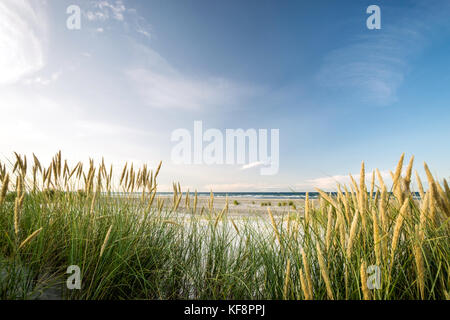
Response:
157,195,311,217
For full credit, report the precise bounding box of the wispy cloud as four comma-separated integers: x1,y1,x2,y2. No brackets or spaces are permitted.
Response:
125,44,259,110
85,0,126,22
294,170,392,191
241,161,265,170
316,1,450,105
0,87,157,163
23,71,61,86
84,0,152,38
75,120,154,139
202,183,285,192
0,0,47,85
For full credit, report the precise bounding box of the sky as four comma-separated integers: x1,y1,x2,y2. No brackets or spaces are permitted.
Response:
1,0,450,191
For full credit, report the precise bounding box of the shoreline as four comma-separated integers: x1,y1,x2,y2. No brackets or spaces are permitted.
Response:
156,195,310,217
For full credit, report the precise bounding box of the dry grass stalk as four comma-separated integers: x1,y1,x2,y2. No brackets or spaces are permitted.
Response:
193,190,198,214
173,193,182,212
154,161,162,180
349,174,359,200
316,243,334,300
158,198,164,213
99,225,113,258
120,163,128,186
209,190,214,214
419,192,429,234
415,170,425,203
163,220,182,227
185,189,190,210
325,206,333,252
360,261,371,300
343,186,352,224
393,153,405,189
230,217,240,234
315,188,338,209
390,199,409,266
172,182,178,204
359,161,366,210
283,260,291,300
18,228,43,250
423,162,447,218
299,268,311,300
369,170,375,208
337,211,346,250
0,173,9,204
376,168,385,190
268,208,281,245
214,205,227,228
435,182,450,216
414,226,425,299
349,185,358,215
32,153,42,172
379,184,388,238
90,190,97,215
444,290,450,300
337,185,349,224
372,208,381,266
427,182,437,225
146,189,157,211
404,156,414,191
373,189,379,206
443,179,450,198
14,178,25,237
346,209,359,258
301,248,314,299
304,192,310,224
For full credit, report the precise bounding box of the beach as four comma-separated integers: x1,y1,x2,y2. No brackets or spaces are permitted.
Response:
1,152,448,300
156,194,310,217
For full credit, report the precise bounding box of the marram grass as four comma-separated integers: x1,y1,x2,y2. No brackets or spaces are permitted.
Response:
0,152,448,299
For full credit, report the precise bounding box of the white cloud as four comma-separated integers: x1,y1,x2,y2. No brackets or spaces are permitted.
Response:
74,120,154,139
23,71,61,86
99,0,126,21
316,2,450,106
199,170,396,192
202,183,285,192
86,11,108,21
295,170,392,191
126,45,258,110
136,27,151,39
86,0,126,22
84,1,152,39
0,0,47,85
316,39,408,105
241,161,265,170
0,87,157,165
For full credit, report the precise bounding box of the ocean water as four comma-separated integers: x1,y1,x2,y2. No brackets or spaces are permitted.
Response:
158,192,421,199
156,192,320,199
114,192,421,200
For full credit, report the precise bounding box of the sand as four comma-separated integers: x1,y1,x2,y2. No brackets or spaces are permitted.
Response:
157,195,309,217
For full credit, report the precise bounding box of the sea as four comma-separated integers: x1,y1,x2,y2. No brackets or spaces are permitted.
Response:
155,192,421,200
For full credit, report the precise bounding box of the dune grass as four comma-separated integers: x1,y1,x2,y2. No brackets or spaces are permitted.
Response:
0,152,448,299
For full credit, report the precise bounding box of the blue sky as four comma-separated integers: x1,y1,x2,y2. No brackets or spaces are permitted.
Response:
1,0,449,191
